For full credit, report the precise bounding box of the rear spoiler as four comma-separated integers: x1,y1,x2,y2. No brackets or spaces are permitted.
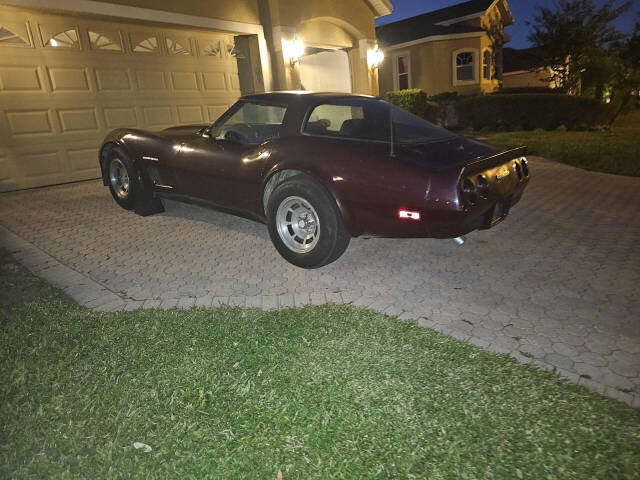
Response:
461,146,528,176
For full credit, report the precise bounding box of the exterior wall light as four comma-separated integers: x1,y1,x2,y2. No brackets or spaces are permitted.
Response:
367,44,384,70
282,38,305,66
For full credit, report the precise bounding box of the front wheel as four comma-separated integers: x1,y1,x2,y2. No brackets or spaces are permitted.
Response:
267,177,350,269
105,147,164,216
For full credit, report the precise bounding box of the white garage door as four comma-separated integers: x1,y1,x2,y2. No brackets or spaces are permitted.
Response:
299,49,352,93
0,6,242,192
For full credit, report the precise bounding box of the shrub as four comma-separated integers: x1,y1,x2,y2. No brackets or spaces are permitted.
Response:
428,91,459,102
493,87,567,95
387,89,442,124
454,94,617,131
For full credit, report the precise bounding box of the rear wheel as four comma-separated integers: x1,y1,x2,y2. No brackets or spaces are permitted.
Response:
267,177,350,269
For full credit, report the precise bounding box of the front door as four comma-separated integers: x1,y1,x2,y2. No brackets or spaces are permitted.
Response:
171,100,287,213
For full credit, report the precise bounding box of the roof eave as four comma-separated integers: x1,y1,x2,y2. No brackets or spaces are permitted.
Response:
366,0,393,18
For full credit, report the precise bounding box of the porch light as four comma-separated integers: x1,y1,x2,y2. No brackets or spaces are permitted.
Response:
282,38,305,66
367,44,384,70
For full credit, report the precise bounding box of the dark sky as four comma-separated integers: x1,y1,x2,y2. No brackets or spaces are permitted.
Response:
375,0,640,49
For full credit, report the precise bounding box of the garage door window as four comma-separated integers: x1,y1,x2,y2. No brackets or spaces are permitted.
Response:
88,31,122,51
45,29,79,48
131,34,159,53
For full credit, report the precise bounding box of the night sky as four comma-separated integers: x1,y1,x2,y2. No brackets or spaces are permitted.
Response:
375,0,640,49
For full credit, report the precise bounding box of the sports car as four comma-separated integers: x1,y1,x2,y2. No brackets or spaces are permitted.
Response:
99,92,529,268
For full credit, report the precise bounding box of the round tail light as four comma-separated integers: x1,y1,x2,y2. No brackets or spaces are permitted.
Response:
462,178,477,205
521,157,529,177
514,161,523,181
476,174,489,199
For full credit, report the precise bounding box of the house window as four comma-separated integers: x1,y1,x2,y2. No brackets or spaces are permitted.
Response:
483,50,492,80
396,54,410,90
456,51,475,81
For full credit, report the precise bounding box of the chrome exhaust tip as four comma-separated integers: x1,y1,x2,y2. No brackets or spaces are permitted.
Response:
453,236,466,245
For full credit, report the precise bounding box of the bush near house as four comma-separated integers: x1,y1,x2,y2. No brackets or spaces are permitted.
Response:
455,94,617,131
386,89,442,124
492,87,568,95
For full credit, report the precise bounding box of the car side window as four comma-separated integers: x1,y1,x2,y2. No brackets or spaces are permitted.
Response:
214,101,287,145
304,99,390,142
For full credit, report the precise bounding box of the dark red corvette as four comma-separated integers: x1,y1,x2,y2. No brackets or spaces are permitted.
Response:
99,92,529,268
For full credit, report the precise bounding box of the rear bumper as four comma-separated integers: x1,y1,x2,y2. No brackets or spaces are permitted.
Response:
426,182,527,238
352,179,528,239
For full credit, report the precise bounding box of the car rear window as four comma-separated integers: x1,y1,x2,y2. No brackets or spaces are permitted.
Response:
304,98,391,142
304,98,452,144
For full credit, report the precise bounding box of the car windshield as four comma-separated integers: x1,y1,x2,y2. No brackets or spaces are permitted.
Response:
303,98,453,145
213,100,287,144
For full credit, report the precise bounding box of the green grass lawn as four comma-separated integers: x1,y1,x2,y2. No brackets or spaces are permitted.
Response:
478,109,640,177
1,249,639,479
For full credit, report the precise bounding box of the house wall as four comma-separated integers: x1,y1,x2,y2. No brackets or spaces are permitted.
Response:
503,69,554,89
379,34,498,97
261,0,379,95
92,0,262,25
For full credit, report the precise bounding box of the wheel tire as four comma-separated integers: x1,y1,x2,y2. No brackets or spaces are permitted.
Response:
105,147,164,216
267,177,350,269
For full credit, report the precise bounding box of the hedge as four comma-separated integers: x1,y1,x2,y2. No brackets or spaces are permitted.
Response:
454,94,617,131
386,89,442,124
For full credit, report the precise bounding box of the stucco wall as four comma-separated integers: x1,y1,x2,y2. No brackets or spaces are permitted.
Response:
380,35,495,97
503,69,553,89
91,0,262,25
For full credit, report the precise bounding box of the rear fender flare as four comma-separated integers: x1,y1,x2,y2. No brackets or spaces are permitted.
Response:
261,164,359,236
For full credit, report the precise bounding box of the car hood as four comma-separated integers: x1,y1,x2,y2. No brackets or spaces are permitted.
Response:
154,124,208,138
398,135,503,171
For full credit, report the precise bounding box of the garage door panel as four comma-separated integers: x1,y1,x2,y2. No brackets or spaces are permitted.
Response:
143,106,173,126
48,66,91,92
57,108,100,133
20,150,62,178
95,68,131,91
0,66,43,91
177,105,205,124
202,72,227,91
104,107,139,128
7,109,54,136
68,147,99,173
171,71,199,91
207,104,230,122
136,70,167,90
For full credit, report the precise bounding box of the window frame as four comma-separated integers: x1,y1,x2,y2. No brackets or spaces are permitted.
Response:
452,48,479,86
213,99,288,128
393,51,411,91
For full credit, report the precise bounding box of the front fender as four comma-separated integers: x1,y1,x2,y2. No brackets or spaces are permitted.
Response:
99,129,149,188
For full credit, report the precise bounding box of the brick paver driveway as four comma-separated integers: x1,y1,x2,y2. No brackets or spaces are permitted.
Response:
1,157,639,406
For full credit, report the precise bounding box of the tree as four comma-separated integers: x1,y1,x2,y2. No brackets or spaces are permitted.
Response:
528,0,631,92
607,18,640,122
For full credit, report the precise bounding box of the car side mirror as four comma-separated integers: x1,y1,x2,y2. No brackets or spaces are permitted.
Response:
200,126,212,138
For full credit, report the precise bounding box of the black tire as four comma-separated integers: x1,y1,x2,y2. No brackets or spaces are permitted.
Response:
267,177,350,269
105,147,164,216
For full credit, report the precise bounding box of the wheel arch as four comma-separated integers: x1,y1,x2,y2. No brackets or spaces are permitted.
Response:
261,166,359,236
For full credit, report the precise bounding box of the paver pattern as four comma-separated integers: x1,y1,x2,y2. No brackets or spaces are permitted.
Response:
1,157,639,406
